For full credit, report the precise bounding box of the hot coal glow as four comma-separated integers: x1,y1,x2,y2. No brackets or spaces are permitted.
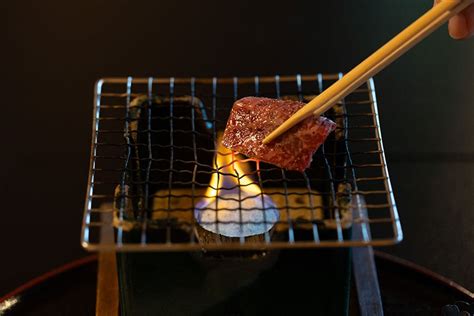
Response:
194,140,279,238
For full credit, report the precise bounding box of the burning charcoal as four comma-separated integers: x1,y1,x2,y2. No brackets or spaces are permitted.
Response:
117,95,214,230
133,95,214,196
222,97,336,172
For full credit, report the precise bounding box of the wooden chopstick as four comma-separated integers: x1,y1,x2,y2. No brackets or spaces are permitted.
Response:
263,0,474,144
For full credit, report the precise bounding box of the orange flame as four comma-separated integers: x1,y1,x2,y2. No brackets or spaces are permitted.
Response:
203,142,261,199
195,136,279,237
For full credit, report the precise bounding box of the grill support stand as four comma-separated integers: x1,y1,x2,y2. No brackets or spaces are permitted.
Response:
96,206,119,316
352,195,384,315
96,252,119,316
94,199,385,315
94,201,384,315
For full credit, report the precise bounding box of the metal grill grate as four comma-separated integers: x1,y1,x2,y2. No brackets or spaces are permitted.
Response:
81,74,402,251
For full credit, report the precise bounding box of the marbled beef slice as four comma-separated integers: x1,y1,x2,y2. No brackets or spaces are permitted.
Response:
222,97,336,172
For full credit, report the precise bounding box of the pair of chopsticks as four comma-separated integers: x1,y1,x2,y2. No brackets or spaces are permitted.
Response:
263,0,474,144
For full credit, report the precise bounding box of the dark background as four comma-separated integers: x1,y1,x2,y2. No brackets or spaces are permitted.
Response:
2,0,473,295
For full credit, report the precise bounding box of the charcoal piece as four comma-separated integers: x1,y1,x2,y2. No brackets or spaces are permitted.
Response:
125,95,215,219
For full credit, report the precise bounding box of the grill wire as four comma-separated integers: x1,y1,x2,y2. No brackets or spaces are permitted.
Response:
81,74,402,251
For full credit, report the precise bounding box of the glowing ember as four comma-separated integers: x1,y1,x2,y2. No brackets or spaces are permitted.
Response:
194,138,279,237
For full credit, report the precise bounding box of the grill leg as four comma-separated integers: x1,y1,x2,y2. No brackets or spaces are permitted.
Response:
96,252,119,316
352,195,384,316
353,246,383,316
96,205,119,316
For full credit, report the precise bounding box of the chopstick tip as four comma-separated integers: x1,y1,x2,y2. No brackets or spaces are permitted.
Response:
262,130,279,144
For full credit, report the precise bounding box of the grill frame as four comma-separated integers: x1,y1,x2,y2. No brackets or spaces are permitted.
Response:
81,74,403,251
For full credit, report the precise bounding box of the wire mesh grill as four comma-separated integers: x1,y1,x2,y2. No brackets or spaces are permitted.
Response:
81,74,402,251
